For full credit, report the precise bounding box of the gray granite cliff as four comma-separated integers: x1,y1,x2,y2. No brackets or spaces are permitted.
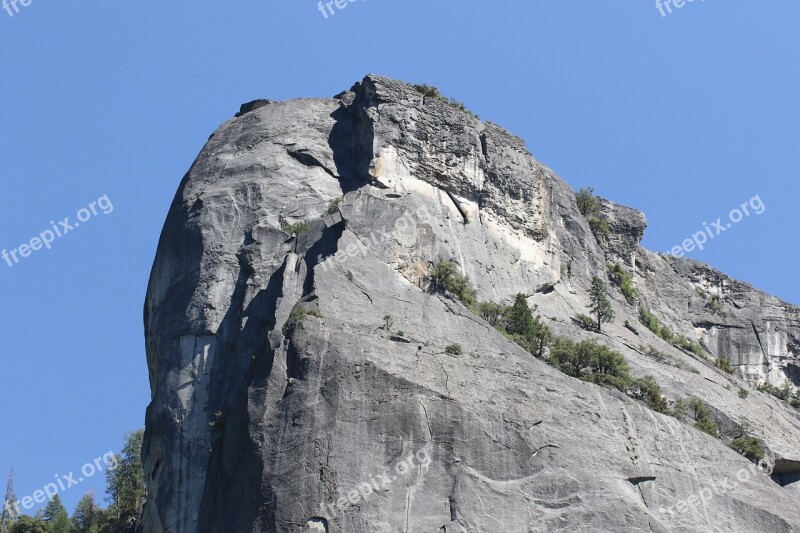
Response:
142,75,800,532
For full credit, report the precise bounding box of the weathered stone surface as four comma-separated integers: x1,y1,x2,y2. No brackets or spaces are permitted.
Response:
143,75,800,532
597,197,647,266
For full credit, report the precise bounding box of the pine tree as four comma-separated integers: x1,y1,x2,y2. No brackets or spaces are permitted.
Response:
106,430,146,530
505,294,535,337
42,495,70,533
72,493,100,533
528,317,553,359
589,276,614,332
1,469,18,533
503,294,553,358
576,187,601,217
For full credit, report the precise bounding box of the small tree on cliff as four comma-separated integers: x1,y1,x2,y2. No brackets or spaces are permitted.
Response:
589,276,614,333
504,294,553,358
576,187,601,217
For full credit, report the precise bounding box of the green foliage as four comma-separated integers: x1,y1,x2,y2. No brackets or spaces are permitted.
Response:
291,306,306,322
673,335,706,357
575,187,601,217
6,431,144,533
628,375,670,413
676,397,720,438
548,339,631,389
43,495,70,533
526,318,553,359
729,437,766,462
305,308,322,318
641,345,666,362
757,382,793,401
757,383,800,409
738,387,750,399
687,397,712,420
412,84,479,118
396,330,405,337
582,372,632,392
506,294,535,337
105,430,145,531
430,260,478,309
575,313,595,330
478,302,507,330
412,84,443,99
638,307,660,333
548,339,592,377
589,276,614,332
72,493,101,533
10,516,47,533
707,295,725,316
510,299,552,359
607,263,639,305
641,345,699,373
504,324,553,358
325,197,342,215
588,217,610,240
481,295,553,358
694,417,720,438
716,358,735,374
639,307,705,356
445,98,475,117
445,344,463,355
281,221,311,235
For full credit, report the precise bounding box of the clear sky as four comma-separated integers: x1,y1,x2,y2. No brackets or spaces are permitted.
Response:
1,0,797,515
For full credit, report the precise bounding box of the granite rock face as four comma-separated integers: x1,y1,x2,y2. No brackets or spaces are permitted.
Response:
143,75,800,532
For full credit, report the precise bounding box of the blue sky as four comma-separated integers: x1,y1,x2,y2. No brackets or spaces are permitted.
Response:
1,0,797,515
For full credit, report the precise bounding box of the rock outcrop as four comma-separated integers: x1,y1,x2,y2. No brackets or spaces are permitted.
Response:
143,75,800,532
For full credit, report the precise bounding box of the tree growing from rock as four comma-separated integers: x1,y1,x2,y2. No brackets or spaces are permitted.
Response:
506,294,535,337
628,376,669,413
503,294,552,358
576,187,601,217
589,276,614,332
548,339,631,390
429,260,477,308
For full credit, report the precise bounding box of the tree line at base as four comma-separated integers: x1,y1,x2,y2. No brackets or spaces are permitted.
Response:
0,430,145,533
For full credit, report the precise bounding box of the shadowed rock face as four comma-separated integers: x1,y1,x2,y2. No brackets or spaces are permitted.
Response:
143,75,800,533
